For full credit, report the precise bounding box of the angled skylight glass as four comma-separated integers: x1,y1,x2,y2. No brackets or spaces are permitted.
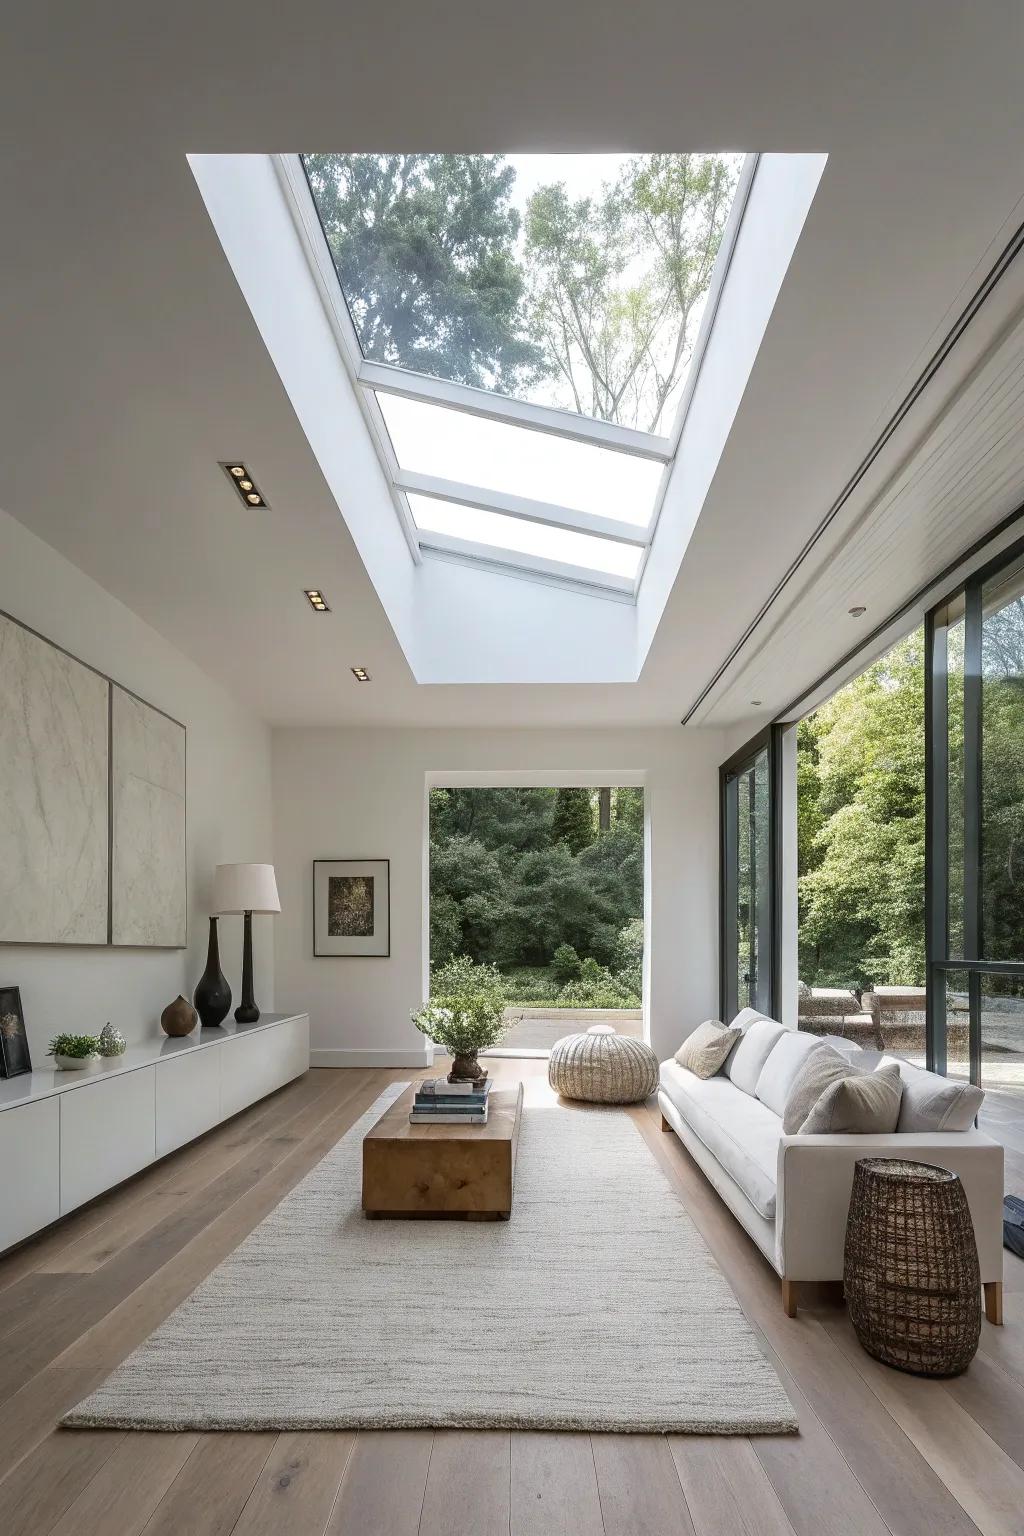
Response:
288,150,752,594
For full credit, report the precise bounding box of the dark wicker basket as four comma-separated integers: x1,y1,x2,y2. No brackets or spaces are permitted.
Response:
844,1158,981,1376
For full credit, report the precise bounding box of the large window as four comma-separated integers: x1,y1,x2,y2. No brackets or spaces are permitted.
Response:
721,734,776,1020
929,544,1024,1097
280,152,752,594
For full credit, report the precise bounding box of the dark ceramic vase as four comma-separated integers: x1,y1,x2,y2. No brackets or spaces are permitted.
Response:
161,994,198,1038
194,916,232,1029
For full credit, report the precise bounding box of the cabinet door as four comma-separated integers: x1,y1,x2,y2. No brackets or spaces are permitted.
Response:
220,1018,309,1120
155,1049,222,1157
0,1098,60,1251
59,1068,155,1213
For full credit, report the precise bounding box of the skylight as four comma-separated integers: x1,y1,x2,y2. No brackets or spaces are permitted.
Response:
287,151,751,594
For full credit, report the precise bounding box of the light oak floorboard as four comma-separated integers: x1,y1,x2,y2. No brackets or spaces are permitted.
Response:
589,1432,695,1536
231,1431,356,1536
0,1427,124,1536
138,1433,276,1536
48,1429,200,1536
325,1430,433,1536
419,1430,511,1536
510,1431,604,1536
668,1436,797,1536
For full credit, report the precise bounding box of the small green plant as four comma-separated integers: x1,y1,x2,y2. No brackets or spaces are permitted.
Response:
551,943,582,984
413,955,508,1067
47,1033,100,1059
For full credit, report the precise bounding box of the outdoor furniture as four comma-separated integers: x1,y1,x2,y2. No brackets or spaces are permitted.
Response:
844,1157,982,1375
362,1082,523,1219
549,1025,658,1104
798,987,876,1045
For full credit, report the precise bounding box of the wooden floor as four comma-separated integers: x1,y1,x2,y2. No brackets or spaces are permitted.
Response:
2,1058,1023,1536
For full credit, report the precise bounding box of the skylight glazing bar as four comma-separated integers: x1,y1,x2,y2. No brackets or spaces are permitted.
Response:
395,470,650,545
417,534,636,594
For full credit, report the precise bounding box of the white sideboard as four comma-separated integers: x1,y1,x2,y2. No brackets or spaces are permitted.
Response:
0,1012,309,1253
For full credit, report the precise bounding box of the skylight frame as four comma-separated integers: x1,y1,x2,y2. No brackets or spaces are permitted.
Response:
275,151,758,598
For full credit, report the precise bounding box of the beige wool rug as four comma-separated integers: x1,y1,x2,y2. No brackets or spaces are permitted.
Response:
64,1083,797,1434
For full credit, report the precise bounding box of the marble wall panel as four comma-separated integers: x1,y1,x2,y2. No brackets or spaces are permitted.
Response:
111,686,186,947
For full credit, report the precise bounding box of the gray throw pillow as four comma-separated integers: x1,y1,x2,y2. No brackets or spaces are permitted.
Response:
674,1020,742,1079
799,1063,903,1134
879,1056,985,1131
782,1044,861,1134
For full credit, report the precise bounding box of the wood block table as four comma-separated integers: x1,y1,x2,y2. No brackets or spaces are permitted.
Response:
362,1081,523,1220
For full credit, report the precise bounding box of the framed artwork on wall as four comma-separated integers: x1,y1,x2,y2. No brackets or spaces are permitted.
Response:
0,986,32,1078
314,859,390,957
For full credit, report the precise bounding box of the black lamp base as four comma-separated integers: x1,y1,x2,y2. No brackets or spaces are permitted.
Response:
234,910,261,1024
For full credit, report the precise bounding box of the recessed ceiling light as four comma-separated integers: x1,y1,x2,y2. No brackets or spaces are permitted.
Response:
849,605,867,617
351,666,371,682
220,461,269,509
304,589,331,611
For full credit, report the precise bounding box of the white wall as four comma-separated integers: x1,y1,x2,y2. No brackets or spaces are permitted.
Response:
0,508,275,1060
272,727,726,1066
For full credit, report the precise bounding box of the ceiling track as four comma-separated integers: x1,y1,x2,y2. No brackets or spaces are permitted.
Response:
680,211,1024,725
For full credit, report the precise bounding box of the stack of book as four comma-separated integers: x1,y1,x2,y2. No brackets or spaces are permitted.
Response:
409,1076,493,1124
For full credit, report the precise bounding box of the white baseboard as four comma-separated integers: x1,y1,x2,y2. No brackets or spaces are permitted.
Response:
310,1048,432,1069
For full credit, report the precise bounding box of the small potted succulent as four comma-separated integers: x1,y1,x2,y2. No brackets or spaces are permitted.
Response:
411,956,508,1081
47,1033,101,1071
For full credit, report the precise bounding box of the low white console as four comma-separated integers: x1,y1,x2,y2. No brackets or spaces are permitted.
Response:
0,1012,309,1253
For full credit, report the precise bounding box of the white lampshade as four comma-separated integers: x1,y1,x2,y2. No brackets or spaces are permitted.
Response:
212,863,281,915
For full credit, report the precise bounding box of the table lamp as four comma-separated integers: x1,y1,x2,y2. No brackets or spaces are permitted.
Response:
212,863,281,1024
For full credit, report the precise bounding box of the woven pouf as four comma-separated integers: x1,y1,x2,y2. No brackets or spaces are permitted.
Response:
548,1025,659,1104
844,1158,981,1377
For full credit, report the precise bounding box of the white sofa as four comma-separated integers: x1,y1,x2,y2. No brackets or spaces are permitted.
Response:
659,1008,1004,1320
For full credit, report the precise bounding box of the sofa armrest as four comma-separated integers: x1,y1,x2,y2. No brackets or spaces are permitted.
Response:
776,1130,1003,1283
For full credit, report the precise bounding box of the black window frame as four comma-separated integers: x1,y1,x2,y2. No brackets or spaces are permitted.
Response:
719,724,783,1021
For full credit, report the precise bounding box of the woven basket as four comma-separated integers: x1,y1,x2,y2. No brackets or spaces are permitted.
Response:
844,1158,981,1376
548,1027,658,1105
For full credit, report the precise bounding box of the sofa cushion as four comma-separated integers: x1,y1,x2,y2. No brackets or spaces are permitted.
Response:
722,1007,773,1077
660,1060,780,1218
674,1020,742,1079
783,1044,862,1134
755,1030,824,1117
727,1018,787,1095
799,1062,903,1134
880,1056,985,1131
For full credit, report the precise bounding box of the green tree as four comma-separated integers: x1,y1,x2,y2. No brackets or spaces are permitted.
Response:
524,154,739,432
551,788,595,854
613,787,644,833
302,154,543,393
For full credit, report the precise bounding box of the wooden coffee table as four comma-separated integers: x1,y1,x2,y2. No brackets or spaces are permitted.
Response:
362,1081,523,1220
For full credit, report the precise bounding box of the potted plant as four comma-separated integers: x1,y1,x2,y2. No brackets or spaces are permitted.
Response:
47,1033,101,1071
411,956,508,1081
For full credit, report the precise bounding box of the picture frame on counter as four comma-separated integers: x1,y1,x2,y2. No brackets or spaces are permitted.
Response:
0,986,31,1078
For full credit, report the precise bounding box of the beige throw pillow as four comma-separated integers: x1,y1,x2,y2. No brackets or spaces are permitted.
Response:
674,1021,742,1080
799,1063,903,1134
782,1044,860,1133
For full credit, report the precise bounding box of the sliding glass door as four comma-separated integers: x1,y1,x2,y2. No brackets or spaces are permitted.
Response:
721,733,776,1020
927,544,1024,1099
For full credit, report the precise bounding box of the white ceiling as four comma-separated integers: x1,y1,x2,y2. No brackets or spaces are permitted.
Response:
2,2,1024,730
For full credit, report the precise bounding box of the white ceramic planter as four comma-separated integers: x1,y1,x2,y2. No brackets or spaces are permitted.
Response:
54,1053,100,1071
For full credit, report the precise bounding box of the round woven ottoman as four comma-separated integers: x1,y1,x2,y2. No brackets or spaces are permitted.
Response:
844,1157,981,1377
548,1025,658,1104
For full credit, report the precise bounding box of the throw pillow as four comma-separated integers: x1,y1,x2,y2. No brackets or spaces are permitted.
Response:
754,1030,824,1117
880,1056,985,1132
782,1044,861,1134
674,1020,742,1079
726,1018,787,1095
799,1063,903,1134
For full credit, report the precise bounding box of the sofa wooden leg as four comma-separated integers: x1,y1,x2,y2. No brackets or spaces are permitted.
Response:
782,1279,798,1318
984,1281,1004,1326
660,1113,672,1132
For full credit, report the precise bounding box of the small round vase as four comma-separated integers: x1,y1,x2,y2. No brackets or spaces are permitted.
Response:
98,1022,126,1057
161,994,198,1038
449,1053,486,1083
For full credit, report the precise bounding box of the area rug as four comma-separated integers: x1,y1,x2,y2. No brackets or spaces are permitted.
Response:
63,1083,797,1434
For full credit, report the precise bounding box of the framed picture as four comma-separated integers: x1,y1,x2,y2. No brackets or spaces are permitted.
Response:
314,859,390,957
0,986,32,1078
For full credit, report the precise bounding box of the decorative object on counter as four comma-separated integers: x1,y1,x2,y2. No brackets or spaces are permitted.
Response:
0,985,32,1078
110,686,187,948
549,1025,659,1104
845,1157,981,1376
48,1034,100,1070
314,858,390,957
98,1022,127,1057
1005,1195,1024,1260
410,956,507,1082
194,915,232,1028
160,995,198,1038
212,863,281,1024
